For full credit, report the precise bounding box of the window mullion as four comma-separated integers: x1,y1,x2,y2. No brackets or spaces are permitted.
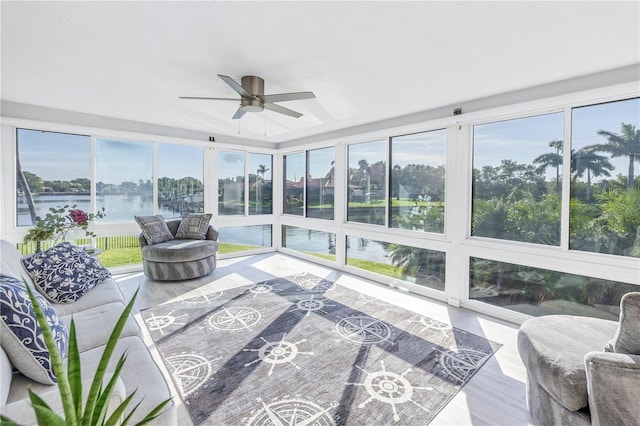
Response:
560,108,572,251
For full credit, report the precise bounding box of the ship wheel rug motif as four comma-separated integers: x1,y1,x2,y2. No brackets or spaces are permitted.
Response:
141,273,501,425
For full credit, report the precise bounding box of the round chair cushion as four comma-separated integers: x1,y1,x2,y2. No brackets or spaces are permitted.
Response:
517,315,618,411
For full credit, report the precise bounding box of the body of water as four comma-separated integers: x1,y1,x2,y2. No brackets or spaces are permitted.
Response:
18,194,393,264
18,193,188,225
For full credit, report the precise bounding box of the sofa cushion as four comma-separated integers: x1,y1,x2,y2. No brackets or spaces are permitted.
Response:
518,315,618,411
0,274,68,385
607,292,640,354
20,243,111,304
175,213,212,240
52,278,125,316
142,239,217,263
61,302,141,352
135,215,174,245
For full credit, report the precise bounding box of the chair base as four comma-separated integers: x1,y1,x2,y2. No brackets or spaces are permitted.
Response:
143,255,216,281
526,372,591,426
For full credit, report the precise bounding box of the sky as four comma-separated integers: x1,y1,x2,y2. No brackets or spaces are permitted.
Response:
218,150,272,180
17,129,91,181
16,98,638,186
474,97,639,182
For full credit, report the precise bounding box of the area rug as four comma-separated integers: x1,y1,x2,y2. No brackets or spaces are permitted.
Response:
141,273,501,425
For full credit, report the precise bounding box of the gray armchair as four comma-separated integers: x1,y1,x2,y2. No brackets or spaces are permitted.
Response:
138,219,219,281
517,292,640,426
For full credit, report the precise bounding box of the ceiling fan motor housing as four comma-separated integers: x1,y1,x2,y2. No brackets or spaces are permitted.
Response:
241,75,265,111
241,75,264,96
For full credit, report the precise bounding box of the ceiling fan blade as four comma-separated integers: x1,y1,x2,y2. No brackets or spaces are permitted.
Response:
260,92,316,103
218,74,254,98
179,96,240,101
264,103,303,118
232,106,247,120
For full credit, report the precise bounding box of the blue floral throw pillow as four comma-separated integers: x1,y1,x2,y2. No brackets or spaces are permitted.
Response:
21,242,112,304
0,274,68,384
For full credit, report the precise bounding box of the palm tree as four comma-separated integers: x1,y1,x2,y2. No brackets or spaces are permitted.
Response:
389,244,425,277
593,123,640,189
256,164,269,181
571,148,614,201
15,138,38,223
533,139,563,193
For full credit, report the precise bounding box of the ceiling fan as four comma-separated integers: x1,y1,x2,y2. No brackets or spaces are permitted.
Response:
180,74,315,119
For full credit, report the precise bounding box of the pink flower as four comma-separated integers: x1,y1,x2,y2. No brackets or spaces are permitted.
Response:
69,209,89,225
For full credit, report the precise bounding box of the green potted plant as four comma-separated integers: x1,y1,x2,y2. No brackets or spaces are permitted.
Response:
0,285,170,426
23,226,55,253
23,205,107,253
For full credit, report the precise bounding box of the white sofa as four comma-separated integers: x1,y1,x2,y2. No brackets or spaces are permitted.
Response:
0,240,176,425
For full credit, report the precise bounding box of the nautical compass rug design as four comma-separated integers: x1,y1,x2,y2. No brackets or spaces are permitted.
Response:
141,273,501,425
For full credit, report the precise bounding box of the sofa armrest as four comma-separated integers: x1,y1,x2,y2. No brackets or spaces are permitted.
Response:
585,351,640,426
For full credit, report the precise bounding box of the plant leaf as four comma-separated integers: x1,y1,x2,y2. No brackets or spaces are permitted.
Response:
67,320,83,419
91,353,128,426
0,414,23,426
131,398,172,426
119,399,142,426
29,389,67,426
81,289,139,426
32,405,67,426
25,284,77,426
103,393,137,426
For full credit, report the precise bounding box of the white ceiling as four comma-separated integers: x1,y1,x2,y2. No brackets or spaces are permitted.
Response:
2,1,639,144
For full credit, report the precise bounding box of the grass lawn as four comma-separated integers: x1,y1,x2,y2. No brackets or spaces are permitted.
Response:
302,251,336,262
347,257,403,280
99,242,264,267
219,242,262,254
99,247,142,268
294,250,403,280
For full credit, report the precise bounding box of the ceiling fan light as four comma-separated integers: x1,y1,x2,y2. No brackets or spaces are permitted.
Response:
243,105,263,112
241,97,264,112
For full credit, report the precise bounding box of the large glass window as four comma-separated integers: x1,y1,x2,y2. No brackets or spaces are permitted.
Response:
470,257,637,319
570,98,640,257
248,153,272,215
472,113,564,245
306,147,335,220
283,153,305,215
282,225,336,261
219,225,272,254
390,130,446,233
16,129,92,226
347,140,387,225
346,236,445,291
218,150,245,215
158,144,204,218
96,139,153,221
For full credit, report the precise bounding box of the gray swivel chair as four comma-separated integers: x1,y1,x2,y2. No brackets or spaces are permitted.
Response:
139,219,219,281
517,292,640,425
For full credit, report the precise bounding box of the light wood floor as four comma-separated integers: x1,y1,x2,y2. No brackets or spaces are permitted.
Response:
115,253,534,426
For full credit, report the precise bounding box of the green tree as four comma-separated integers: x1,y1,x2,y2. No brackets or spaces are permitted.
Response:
256,164,270,181
70,177,91,192
533,139,563,193
22,171,45,193
596,188,640,256
593,123,640,189
571,148,614,202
